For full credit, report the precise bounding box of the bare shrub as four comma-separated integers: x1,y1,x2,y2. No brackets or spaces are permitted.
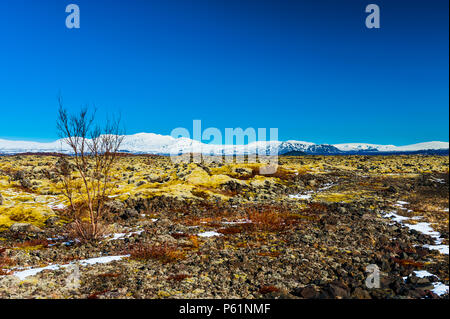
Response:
56,97,124,241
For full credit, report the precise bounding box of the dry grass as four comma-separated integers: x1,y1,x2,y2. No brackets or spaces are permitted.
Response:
392,258,424,268
0,248,14,275
217,226,243,235
247,209,285,232
258,286,280,294
170,232,190,239
15,239,49,249
128,243,185,263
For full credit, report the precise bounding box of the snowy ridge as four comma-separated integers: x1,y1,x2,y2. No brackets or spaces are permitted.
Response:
0,133,448,155
334,141,449,152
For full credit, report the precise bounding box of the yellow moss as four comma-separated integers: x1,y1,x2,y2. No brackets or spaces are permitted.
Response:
315,192,363,203
14,245,45,251
0,204,55,230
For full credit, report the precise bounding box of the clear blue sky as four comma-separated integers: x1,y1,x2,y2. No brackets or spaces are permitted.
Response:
0,0,448,144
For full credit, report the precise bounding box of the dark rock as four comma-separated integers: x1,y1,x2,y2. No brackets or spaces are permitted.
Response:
20,178,32,189
10,223,43,234
12,170,25,181
120,208,139,220
387,186,397,193
308,179,317,187
320,281,350,299
45,216,60,227
352,287,371,299
291,286,320,299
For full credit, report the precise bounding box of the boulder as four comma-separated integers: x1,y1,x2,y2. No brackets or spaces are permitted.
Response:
12,170,25,181
20,179,32,189
120,208,139,220
9,223,43,234
145,174,164,183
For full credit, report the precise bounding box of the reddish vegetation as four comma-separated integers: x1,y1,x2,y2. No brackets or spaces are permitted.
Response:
258,286,280,294
170,232,190,239
128,243,185,263
247,209,285,232
392,258,424,268
15,239,49,249
0,248,14,275
217,227,243,235
176,203,320,236
87,289,110,299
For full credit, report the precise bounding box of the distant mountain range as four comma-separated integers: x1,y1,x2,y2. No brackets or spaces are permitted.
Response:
0,133,448,156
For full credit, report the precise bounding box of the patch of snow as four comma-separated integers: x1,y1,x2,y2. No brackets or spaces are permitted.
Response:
408,271,449,296
289,193,312,200
407,222,441,239
430,177,445,184
383,211,448,255
413,270,435,278
197,231,222,238
318,183,336,191
12,255,129,280
384,211,409,223
222,219,251,225
76,255,129,266
48,203,66,210
432,282,449,296
423,244,449,255
107,230,144,241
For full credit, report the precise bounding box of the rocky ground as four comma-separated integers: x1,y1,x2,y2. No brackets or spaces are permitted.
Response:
0,154,448,299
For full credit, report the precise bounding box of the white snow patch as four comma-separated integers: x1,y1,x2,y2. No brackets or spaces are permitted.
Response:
432,282,449,296
289,193,312,200
222,219,251,225
384,212,409,223
407,222,441,239
423,244,449,255
197,231,222,238
383,210,448,255
49,203,66,210
413,270,435,278
407,271,449,296
12,255,129,280
107,230,144,241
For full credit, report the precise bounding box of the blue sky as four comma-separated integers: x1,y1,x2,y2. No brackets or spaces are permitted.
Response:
0,0,448,144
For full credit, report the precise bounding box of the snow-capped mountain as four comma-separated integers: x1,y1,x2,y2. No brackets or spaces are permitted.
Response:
0,133,448,155
333,141,449,153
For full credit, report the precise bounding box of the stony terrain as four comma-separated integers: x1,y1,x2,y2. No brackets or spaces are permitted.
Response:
0,154,448,299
